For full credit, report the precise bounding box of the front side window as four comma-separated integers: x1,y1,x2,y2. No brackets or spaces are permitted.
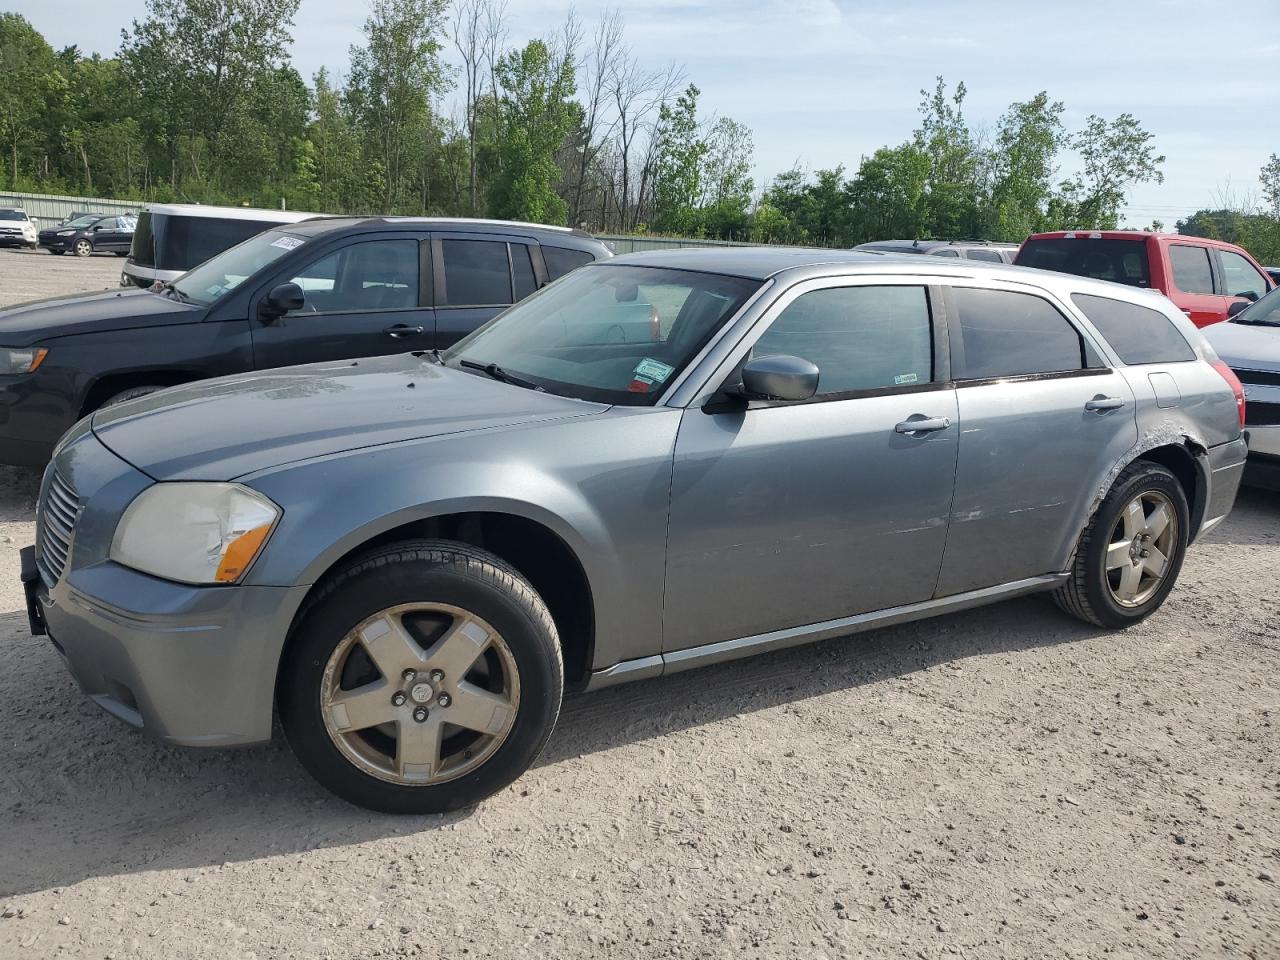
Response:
1168,244,1215,295
1219,250,1268,301
441,239,512,306
951,287,1085,379
751,286,933,397
1071,294,1195,364
289,239,419,313
444,264,760,405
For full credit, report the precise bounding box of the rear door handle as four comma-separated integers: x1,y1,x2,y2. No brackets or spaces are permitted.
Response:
385,324,425,339
1085,396,1126,412
895,416,952,434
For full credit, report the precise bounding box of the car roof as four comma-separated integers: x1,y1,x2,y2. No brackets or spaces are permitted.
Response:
1026,230,1247,251
604,245,1182,306
855,239,1019,252
280,216,607,250
141,203,324,223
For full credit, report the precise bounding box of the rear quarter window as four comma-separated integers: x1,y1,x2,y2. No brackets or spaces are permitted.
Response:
543,245,596,280
1070,294,1196,364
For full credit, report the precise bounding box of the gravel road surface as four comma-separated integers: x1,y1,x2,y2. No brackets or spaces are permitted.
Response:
0,249,1276,959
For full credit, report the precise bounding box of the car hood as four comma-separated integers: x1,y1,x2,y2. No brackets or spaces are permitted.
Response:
1204,320,1280,371
0,288,200,345
91,353,608,481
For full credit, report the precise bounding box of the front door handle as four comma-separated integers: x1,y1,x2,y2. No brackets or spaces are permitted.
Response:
1085,396,1126,412
894,416,952,434
385,324,425,339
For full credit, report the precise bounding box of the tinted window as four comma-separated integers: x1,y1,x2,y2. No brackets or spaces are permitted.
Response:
511,243,537,300
1168,244,1214,294
442,239,511,305
1017,238,1151,288
543,245,596,280
966,248,1003,263
0,209,26,221
952,287,1084,379
752,286,933,396
1071,294,1195,364
289,239,419,312
1219,250,1268,300
933,248,961,257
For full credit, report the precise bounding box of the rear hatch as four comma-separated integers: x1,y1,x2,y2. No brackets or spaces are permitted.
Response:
1016,236,1152,289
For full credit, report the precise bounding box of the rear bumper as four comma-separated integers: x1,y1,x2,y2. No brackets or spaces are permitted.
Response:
1197,435,1248,538
36,560,308,747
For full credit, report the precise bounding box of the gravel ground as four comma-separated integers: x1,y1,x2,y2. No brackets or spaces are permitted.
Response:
0,252,1277,960
0,248,125,306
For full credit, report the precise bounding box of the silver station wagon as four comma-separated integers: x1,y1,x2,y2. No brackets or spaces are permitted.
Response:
23,249,1248,813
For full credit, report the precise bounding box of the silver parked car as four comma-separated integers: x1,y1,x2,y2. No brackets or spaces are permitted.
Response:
1203,289,1280,489
23,249,1248,812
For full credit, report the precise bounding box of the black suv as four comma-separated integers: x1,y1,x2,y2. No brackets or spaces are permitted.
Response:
0,217,610,465
38,213,137,257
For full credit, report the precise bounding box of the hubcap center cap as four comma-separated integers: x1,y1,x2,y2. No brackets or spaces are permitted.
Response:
409,681,435,704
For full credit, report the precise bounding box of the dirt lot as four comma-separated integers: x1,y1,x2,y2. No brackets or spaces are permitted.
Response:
0,250,1277,959
0,247,125,306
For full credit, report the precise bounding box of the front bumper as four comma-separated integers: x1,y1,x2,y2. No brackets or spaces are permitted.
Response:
0,378,76,467
0,234,35,247
38,235,73,252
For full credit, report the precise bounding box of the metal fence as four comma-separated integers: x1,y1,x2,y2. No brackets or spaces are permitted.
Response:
596,235,757,254
0,191,143,223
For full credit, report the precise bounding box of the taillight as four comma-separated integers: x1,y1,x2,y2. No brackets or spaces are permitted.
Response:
1210,359,1246,429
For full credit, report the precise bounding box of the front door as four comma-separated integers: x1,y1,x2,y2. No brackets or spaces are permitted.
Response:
662,280,959,653
250,234,434,368
933,283,1138,596
1166,242,1226,327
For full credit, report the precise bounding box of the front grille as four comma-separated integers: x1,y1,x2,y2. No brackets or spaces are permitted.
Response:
37,470,80,587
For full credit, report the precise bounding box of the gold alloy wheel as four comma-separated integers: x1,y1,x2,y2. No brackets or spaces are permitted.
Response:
1104,490,1178,608
320,603,520,786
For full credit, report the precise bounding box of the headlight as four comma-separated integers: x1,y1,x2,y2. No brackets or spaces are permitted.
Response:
56,230,74,236
111,483,281,584
0,347,48,374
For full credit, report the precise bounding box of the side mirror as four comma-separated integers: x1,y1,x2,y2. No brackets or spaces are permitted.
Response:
1227,300,1251,319
261,282,305,320
1239,290,1260,303
740,354,820,402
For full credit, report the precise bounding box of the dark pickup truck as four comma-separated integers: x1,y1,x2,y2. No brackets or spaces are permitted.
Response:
0,217,610,465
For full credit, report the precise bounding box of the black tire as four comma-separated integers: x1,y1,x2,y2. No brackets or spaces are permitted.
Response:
279,539,564,814
51,250,65,256
100,385,164,408
1053,461,1189,629
73,238,93,257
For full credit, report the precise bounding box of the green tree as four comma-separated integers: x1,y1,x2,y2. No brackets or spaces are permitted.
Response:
986,92,1065,239
913,77,981,238
651,84,708,235
0,14,59,188
1056,113,1164,229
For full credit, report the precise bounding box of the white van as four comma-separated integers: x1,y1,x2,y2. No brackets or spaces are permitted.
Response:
121,203,324,288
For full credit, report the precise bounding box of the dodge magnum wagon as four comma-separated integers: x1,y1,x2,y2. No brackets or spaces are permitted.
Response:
23,249,1247,813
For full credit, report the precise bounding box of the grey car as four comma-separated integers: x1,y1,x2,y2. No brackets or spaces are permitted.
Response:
22,249,1247,813
1203,289,1280,489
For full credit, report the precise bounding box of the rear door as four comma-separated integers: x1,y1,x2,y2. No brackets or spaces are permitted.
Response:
249,232,434,368
431,233,546,347
934,282,1138,596
1165,242,1226,327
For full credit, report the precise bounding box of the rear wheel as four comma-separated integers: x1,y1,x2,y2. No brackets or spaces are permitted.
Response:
279,540,563,813
1053,461,1189,628
73,238,92,257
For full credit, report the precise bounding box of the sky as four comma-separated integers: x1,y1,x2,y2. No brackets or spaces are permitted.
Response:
12,0,1280,228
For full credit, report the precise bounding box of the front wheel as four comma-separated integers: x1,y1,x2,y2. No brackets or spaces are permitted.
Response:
1053,461,1189,629
73,239,93,257
279,540,563,813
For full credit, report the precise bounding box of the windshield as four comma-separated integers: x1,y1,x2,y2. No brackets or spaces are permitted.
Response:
66,215,100,228
443,264,762,405
0,209,28,222
1233,286,1280,326
169,230,306,306
1017,238,1151,288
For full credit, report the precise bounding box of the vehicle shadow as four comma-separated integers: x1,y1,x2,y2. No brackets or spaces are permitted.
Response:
1199,485,1280,546
0,593,1104,898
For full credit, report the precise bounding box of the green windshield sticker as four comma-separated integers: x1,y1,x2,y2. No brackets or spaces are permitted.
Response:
894,372,920,385
634,358,675,383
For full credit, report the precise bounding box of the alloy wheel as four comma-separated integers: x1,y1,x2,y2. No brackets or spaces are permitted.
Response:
74,239,91,257
1104,490,1178,607
320,602,520,786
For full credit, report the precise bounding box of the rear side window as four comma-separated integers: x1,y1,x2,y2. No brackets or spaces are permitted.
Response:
951,287,1084,379
1168,244,1214,295
933,248,961,257
752,285,933,396
441,239,512,306
1071,294,1195,364
511,243,538,300
966,248,1003,263
543,245,596,280
1017,238,1151,288
1219,250,1268,301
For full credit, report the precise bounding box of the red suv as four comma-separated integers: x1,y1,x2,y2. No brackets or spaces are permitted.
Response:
1015,231,1274,327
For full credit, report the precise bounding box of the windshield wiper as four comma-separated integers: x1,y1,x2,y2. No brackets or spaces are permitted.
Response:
457,359,543,391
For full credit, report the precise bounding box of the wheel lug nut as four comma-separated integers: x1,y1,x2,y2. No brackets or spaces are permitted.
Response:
412,706,428,723
430,669,444,682
391,692,407,707
1140,549,1150,558
401,668,417,681
437,693,451,708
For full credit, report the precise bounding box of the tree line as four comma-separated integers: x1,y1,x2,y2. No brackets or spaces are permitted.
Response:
2,1,1268,254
